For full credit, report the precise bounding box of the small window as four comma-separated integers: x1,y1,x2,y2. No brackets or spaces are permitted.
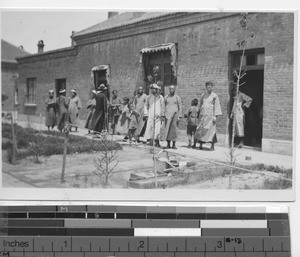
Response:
246,54,256,65
231,51,264,68
26,78,36,104
257,54,265,65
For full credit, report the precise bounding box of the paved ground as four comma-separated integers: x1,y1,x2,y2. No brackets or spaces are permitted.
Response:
2,116,293,188
15,116,293,168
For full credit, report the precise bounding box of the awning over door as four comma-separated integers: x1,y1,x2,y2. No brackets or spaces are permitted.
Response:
91,65,110,77
140,43,177,78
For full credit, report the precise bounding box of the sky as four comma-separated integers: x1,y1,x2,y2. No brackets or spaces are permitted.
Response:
1,10,109,53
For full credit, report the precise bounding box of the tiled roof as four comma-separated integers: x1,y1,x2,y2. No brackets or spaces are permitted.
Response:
1,39,30,63
72,12,180,37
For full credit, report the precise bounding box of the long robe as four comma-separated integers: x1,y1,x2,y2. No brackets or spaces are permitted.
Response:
115,104,130,135
144,93,165,140
92,92,107,133
68,96,82,128
85,98,96,130
133,93,148,136
56,95,69,131
195,92,222,143
233,92,253,137
110,96,122,128
160,94,182,141
45,97,56,127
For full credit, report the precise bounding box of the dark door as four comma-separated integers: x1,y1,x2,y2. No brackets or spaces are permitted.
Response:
229,49,265,148
94,70,110,100
55,79,66,96
239,69,264,147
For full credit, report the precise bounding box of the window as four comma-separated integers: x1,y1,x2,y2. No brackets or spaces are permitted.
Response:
55,79,66,96
140,43,177,96
232,50,265,69
26,78,36,104
147,51,176,95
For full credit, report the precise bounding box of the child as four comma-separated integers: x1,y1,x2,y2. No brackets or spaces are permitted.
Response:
184,98,200,148
128,103,139,144
115,97,131,140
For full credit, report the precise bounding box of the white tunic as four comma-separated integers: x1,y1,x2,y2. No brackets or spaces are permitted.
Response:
144,93,165,140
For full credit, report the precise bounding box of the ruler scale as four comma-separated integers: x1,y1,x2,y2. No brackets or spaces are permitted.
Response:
0,205,291,257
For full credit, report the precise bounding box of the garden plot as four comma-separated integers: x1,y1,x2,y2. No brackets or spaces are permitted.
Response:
2,123,292,189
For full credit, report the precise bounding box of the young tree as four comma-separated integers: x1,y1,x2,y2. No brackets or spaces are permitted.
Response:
228,13,254,188
93,133,119,187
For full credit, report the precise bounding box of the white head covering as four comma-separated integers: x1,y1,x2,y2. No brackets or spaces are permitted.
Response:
92,90,97,95
49,89,54,93
150,83,159,89
71,89,77,93
99,84,106,90
59,89,66,94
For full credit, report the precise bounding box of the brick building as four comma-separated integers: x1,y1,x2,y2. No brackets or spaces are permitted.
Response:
15,12,294,155
1,39,30,113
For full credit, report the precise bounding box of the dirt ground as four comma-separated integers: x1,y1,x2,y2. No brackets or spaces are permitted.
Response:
2,142,292,190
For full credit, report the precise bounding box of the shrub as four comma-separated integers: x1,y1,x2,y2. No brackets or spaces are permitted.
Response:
263,178,292,189
2,123,122,161
2,140,12,150
17,138,30,149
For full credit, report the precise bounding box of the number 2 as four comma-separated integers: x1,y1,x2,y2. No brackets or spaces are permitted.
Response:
139,241,145,248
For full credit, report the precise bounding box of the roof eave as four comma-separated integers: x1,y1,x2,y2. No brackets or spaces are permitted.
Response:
72,12,185,39
16,46,76,61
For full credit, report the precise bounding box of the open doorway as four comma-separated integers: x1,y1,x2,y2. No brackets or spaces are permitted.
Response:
55,79,66,96
229,49,264,148
92,65,110,100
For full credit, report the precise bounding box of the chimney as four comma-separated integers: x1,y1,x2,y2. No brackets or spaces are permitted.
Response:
71,31,77,47
37,40,44,53
108,12,118,19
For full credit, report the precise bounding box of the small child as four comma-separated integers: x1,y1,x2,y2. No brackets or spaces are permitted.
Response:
128,103,139,144
184,98,200,148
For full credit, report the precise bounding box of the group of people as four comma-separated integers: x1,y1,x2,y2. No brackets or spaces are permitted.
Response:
45,88,82,132
45,81,253,150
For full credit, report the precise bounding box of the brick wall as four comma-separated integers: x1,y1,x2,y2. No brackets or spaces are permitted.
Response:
17,12,294,142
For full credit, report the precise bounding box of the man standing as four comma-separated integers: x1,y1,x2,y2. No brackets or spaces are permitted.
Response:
109,89,122,134
133,86,148,142
228,88,253,148
143,83,165,147
161,85,182,149
195,81,222,151
56,89,69,132
92,84,108,134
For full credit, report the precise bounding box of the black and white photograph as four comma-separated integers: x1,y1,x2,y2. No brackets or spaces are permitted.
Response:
0,9,296,200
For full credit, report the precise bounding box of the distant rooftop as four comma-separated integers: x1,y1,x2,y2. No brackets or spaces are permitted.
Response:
1,39,30,63
72,12,180,38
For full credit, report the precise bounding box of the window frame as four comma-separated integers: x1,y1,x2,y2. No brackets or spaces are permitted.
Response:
145,50,177,95
25,77,37,105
